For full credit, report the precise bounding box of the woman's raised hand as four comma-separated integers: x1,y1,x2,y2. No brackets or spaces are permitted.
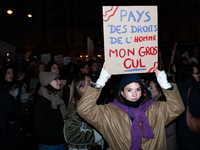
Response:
96,62,111,88
154,69,161,77
102,62,112,79
154,69,172,89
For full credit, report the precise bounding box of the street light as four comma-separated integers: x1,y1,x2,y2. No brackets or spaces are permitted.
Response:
7,10,13,15
27,14,32,18
7,9,32,18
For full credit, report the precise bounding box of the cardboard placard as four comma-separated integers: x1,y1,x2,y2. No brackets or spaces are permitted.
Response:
41,53,51,65
103,6,158,74
60,79,66,86
63,57,71,65
54,54,63,64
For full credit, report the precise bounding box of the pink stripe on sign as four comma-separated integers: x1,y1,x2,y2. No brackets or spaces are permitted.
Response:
103,6,119,22
103,6,113,17
148,62,158,73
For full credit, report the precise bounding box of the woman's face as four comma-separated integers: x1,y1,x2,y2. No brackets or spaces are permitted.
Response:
193,67,199,82
80,76,91,94
39,64,45,72
148,81,158,99
5,68,14,82
51,64,59,74
121,82,142,102
50,78,61,90
91,63,98,72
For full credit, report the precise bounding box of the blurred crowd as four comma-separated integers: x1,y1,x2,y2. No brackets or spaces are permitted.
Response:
0,51,200,150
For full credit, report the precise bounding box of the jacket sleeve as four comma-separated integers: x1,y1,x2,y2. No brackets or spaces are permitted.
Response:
64,105,97,144
76,84,105,132
161,83,185,126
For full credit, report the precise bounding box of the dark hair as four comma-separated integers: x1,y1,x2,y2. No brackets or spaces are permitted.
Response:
79,60,89,69
118,82,148,102
45,60,59,72
178,64,196,82
149,78,166,101
45,78,60,95
0,66,15,91
180,57,188,63
89,59,98,67
32,63,45,78
68,74,90,111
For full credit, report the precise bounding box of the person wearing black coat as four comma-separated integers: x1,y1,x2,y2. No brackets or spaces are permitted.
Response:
176,64,200,150
89,60,99,83
34,71,67,150
0,66,20,150
0,87,15,150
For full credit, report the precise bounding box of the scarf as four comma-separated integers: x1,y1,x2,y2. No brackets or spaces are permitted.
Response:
38,86,67,119
111,98,156,150
122,95,144,108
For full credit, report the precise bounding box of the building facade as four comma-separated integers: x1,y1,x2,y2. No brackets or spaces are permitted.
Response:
0,0,200,60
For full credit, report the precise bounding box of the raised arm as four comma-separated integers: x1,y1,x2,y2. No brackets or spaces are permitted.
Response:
76,63,111,131
154,69,185,125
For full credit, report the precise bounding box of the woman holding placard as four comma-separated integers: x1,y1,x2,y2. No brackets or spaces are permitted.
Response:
76,63,185,150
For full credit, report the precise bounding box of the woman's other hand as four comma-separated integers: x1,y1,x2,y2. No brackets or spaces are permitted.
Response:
154,69,172,89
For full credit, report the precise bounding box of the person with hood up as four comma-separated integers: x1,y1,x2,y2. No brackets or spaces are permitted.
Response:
76,64,185,150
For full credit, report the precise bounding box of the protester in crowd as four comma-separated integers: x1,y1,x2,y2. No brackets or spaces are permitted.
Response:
64,74,103,150
76,64,185,150
45,61,65,98
65,62,77,87
139,73,152,86
34,71,67,150
17,70,34,115
66,54,80,74
63,63,77,107
17,70,35,135
89,60,99,82
167,63,176,83
175,57,190,82
38,63,45,71
190,61,200,81
0,85,15,150
46,61,60,76
148,78,178,150
0,66,20,150
176,64,200,150
79,60,90,74
97,61,103,72
30,63,45,93
30,63,46,108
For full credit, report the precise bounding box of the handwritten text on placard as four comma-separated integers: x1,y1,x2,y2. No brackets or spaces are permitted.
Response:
103,6,158,74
